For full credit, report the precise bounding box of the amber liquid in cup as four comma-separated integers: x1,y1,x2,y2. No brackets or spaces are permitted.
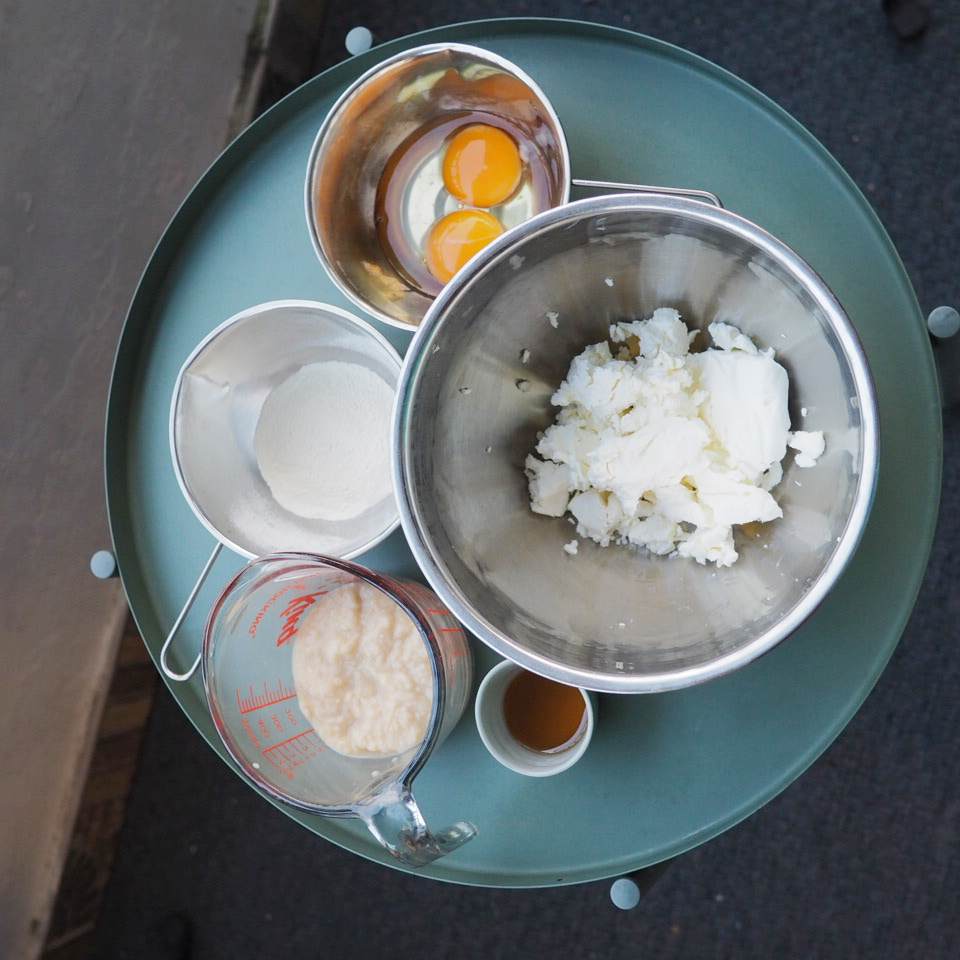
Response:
503,670,587,753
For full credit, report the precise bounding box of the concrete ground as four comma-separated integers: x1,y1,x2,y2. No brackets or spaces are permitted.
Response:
0,2,265,956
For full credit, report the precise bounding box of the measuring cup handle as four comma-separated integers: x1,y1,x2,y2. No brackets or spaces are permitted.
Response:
358,786,477,868
572,178,723,208
159,542,223,682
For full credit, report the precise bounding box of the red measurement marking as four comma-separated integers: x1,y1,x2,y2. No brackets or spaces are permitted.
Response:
248,584,296,639
236,680,297,715
261,729,323,781
269,730,317,750
241,714,262,751
427,609,451,616
438,627,461,633
276,590,326,647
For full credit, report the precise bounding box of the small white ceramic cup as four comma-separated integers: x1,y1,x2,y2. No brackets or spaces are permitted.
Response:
474,660,596,777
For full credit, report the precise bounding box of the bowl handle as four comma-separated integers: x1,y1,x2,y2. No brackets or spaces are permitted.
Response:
572,178,723,208
159,542,223,681
357,784,477,868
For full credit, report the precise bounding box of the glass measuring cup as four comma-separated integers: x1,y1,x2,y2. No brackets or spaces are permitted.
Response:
202,552,475,867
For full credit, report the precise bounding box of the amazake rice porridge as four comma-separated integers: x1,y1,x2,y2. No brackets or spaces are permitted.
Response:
292,581,433,758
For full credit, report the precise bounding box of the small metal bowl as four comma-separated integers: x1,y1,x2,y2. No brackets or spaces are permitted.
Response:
170,300,401,561
305,43,570,330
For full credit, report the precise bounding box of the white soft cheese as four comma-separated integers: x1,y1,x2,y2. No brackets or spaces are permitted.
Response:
525,308,824,566
524,455,570,517
688,349,790,483
787,430,826,468
587,417,711,514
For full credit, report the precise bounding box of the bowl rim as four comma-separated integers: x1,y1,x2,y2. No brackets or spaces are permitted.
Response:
169,298,403,561
392,192,881,693
303,41,572,331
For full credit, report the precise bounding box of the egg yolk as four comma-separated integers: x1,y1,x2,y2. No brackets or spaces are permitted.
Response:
442,124,523,208
424,209,504,284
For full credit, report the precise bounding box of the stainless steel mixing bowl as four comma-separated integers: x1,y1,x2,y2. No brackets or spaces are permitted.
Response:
393,194,879,694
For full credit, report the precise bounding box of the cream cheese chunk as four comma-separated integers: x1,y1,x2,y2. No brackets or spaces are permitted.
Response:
787,429,827,468
525,308,824,566
524,455,570,517
587,417,711,514
689,349,790,483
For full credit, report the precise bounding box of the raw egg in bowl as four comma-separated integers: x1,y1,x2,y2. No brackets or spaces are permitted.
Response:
305,43,570,330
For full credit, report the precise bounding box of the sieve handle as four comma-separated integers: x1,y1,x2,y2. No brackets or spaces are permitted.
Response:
159,542,223,682
572,178,723,208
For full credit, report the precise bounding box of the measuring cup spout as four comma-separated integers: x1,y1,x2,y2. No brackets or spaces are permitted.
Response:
357,785,476,868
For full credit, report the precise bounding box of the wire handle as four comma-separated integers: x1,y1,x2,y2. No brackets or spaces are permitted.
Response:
572,178,723,208
159,542,223,681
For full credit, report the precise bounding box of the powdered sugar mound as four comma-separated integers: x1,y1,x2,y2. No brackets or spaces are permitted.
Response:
254,361,393,520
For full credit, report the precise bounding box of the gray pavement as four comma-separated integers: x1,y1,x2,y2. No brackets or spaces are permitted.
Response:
0,2,261,956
